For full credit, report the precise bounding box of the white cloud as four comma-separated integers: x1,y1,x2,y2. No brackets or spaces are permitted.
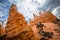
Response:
16,0,45,19
8,0,13,4
52,6,60,19
0,12,4,17
7,0,47,20
37,0,46,5
16,0,36,19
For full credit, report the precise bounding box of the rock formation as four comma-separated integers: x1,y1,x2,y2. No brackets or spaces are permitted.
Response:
0,21,6,40
5,4,36,40
0,4,60,40
0,21,5,36
30,11,57,26
29,11,60,40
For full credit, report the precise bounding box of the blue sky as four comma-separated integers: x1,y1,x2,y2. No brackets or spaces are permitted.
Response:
0,0,60,26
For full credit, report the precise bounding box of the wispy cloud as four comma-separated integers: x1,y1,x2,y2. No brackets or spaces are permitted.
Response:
52,6,60,19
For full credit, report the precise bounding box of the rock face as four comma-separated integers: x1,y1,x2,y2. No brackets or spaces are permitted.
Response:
5,4,36,40
0,21,6,40
30,21,60,40
42,23,60,40
29,11,60,40
0,21,5,36
30,11,57,26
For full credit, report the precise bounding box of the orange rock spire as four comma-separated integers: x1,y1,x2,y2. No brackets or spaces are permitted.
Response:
5,4,36,40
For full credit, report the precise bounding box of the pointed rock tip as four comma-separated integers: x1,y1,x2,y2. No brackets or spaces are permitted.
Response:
30,18,32,21
39,11,42,15
47,11,51,13
10,4,17,10
29,18,33,23
33,13,37,17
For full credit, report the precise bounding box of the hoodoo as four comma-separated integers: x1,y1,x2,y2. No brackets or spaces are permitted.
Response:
5,4,36,40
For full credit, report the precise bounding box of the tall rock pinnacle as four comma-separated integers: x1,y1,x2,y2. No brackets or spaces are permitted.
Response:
5,4,36,40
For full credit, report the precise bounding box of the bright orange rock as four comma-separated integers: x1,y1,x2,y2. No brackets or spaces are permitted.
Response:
5,4,37,40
